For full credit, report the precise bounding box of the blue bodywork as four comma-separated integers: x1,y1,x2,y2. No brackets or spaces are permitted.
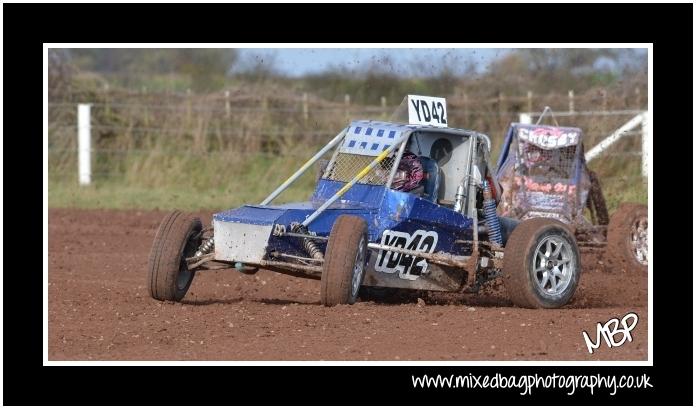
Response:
214,179,474,259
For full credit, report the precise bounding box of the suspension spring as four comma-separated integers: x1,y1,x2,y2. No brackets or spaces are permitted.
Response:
482,180,503,245
291,223,324,260
303,239,324,260
195,237,215,257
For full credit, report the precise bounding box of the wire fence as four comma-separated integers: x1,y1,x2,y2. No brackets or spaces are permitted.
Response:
48,89,647,188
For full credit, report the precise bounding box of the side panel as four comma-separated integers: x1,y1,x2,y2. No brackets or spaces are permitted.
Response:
362,249,465,291
362,188,473,291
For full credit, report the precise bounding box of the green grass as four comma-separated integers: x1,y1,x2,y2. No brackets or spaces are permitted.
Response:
49,178,318,211
48,171,646,214
48,154,320,211
600,175,649,214
48,125,647,213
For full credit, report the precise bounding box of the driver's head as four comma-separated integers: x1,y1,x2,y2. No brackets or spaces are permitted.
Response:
523,144,551,165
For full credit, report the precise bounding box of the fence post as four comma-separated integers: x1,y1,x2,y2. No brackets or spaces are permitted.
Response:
568,90,575,113
381,96,387,118
526,90,533,113
635,87,641,109
302,92,309,123
585,112,646,163
225,90,230,119
77,104,92,186
344,94,351,119
641,112,649,179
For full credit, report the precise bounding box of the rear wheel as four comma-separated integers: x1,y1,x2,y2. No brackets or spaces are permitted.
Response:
587,170,610,225
607,203,648,274
503,218,580,308
148,211,202,301
321,215,368,306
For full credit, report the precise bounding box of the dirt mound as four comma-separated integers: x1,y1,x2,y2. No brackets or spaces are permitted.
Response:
48,208,648,361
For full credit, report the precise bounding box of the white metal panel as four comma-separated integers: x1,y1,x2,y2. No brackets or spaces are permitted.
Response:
213,220,273,263
408,131,471,202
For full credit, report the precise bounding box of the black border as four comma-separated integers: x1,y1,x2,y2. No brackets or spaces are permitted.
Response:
4,2,693,406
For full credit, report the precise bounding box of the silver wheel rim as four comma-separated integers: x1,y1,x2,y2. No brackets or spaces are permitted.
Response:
351,236,366,297
532,234,575,296
630,216,648,266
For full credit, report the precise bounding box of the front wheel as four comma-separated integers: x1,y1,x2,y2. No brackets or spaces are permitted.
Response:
502,218,580,308
320,215,368,306
147,211,202,301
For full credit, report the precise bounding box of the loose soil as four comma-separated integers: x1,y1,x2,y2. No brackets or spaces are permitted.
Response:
48,209,648,361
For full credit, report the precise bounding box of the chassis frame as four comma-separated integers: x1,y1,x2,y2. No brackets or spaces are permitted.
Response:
187,121,507,293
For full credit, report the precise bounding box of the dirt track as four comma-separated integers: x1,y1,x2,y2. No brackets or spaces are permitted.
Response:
48,209,648,361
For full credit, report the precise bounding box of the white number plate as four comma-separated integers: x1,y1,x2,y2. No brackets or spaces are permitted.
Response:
374,229,439,280
407,95,448,128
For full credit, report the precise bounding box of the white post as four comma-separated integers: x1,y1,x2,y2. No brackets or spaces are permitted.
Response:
77,104,91,185
641,112,649,179
519,113,532,124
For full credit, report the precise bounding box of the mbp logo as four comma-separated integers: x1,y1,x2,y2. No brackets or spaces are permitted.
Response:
374,229,438,280
582,312,639,354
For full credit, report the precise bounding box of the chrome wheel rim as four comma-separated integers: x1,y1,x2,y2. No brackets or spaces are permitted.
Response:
351,236,366,297
630,216,648,266
532,235,575,296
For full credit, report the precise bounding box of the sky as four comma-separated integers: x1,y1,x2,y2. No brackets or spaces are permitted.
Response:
236,48,511,77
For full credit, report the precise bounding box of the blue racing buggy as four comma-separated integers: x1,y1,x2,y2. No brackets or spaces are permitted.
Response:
148,99,582,308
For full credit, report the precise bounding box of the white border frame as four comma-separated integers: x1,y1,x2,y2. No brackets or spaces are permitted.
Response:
43,43,653,367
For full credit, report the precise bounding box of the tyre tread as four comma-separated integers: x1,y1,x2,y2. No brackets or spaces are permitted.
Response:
321,215,367,306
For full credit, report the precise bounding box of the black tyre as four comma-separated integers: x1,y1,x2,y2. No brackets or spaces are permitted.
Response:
502,218,581,308
321,215,368,306
148,211,202,301
607,203,648,274
587,170,610,225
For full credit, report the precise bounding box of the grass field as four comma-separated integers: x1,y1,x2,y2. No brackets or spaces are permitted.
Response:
48,152,647,214
48,153,320,211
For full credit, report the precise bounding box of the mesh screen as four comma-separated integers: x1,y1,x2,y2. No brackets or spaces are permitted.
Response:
518,141,578,180
325,153,396,186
